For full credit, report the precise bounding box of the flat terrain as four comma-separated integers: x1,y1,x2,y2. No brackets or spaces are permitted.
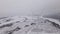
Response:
0,16,60,34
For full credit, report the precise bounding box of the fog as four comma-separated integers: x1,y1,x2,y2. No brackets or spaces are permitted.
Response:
0,0,60,17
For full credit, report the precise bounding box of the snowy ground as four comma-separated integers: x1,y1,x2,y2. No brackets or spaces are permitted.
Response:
0,16,60,34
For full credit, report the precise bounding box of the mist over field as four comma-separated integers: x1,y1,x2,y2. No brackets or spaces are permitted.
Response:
0,0,60,18
0,0,60,34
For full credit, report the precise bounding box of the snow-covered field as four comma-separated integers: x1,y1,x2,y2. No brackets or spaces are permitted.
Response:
0,16,60,34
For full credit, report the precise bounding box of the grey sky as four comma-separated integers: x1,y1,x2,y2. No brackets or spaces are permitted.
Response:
0,0,60,17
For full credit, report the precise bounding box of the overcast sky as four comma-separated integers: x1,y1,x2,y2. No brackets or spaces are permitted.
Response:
0,0,60,17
